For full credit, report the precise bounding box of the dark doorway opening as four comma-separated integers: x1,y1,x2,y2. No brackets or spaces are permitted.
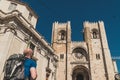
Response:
76,74,84,80
72,65,89,80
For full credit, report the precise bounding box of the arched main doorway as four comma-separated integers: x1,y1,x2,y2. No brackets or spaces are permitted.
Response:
76,74,84,80
72,65,89,80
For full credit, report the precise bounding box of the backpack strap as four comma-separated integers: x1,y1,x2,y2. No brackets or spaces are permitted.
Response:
10,61,23,78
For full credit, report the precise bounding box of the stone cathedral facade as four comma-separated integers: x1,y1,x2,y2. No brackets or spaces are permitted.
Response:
0,0,119,80
51,21,118,80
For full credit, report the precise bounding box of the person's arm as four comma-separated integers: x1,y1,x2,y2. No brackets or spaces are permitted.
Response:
30,67,37,80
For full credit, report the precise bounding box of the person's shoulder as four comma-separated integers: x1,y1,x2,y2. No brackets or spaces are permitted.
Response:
25,58,35,63
31,59,36,63
27,58,36,62
30,59,37,67
26,58,36,67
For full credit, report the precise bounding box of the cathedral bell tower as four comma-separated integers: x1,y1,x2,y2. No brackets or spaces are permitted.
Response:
84,21,115,80
51,21,71,80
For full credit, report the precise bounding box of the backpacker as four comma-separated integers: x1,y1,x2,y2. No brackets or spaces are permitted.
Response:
3,54,25,80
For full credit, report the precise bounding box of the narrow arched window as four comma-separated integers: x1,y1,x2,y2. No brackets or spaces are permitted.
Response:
58,30,66,40
93,31,97,39
61,32,65,40
92,29,99,39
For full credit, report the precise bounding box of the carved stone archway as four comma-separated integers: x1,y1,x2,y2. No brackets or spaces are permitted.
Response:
72,65,89,80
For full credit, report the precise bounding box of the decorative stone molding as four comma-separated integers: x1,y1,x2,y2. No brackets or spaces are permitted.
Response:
24,36,30,41
115,73,120,80
0,10,33,28
70,61,89,64
46,67,52,73
46,67,52,78
4,24,17,35
7,0,38,19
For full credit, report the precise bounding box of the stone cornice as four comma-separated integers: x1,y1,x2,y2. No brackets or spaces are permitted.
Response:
0,10,33,28
0,10,54,55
